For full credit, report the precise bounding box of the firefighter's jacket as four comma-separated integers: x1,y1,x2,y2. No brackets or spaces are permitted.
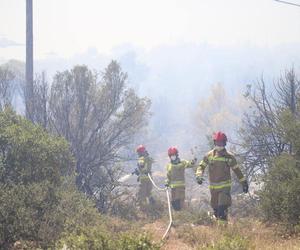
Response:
166,159,195,188
196,149,245,190
137,155,153,181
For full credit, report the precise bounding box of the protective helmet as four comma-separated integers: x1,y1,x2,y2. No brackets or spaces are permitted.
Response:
213,131,227,142
168,147,178,156
136,145,146,154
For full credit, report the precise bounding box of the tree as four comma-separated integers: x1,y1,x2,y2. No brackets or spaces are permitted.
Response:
259,110,300,229
239,68,300,183
48,61,151,211
195,82,247,145
0,66,16,110
33,71,48,128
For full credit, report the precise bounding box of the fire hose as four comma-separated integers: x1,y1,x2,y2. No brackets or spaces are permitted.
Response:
147,173,173,240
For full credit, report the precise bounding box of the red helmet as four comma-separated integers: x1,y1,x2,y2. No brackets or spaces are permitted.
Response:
168,147,178,156
136,145,146,154
213,131,227,142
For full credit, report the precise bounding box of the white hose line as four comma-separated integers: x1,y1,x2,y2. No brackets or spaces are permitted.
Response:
147,173,167,191
162,187,173,240
147,173,173,240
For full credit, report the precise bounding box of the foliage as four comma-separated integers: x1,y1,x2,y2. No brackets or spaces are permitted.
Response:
32,71,48,128
0,108,74,185
0,66,16,110
56,225,111,250
0,108,74,248
174,208,214,226
55,186,160,249
47,61,151,212
195,83,246,139
239,68,300,183
239,69,300,230
0,182,60,248
57,227,160,250
175,219,252,250
259,153,300,228
116,232,160,250
203,233,250,250
258,110,300,230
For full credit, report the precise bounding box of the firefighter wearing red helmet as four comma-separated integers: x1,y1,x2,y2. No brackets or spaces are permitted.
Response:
132,145,154,205
165,147,197,211
196,132,248,223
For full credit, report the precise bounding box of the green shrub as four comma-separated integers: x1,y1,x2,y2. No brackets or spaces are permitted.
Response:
0,182,65,248
259,153,300,229
116,232,161,250
0,109,74,248
204,233,250,250
55,182,160,249
55,179,105,231
0,109,160,249
0,108,74,186
57,229,160,250
56,225,111,250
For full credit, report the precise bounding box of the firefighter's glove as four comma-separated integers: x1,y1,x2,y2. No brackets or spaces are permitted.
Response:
190,158,197,165
132,168,139,176
164,180,170,188
196,176,204,185
242,181,249,193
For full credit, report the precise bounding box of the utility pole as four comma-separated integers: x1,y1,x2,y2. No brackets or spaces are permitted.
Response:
26,0,34,121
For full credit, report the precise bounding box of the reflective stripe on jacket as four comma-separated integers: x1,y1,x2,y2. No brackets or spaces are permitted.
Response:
196,149,245,190
166,160,195,188
137,155,153,180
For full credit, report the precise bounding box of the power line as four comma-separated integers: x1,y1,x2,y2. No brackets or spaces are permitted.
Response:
274,0,300,7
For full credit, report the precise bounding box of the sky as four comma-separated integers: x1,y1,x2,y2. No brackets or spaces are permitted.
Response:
1,0,300,156
0,0,300,61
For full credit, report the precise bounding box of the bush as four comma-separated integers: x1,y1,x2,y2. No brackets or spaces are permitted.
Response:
57,229,160,250
0,109,161,249
56,225,111,250
116,232,160,250
55,182,160,249
204,233,250,250
174,208,214,226
0,108,74,248
259,153,300,229
0,108,74,186
0,182,64,247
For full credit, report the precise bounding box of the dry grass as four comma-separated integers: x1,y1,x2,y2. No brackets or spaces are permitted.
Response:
143,218,300,250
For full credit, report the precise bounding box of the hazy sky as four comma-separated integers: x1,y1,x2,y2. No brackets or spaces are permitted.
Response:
1,0,300,61
1,0,300,153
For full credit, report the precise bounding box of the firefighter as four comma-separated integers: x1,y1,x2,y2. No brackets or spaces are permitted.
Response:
165,147,197,211
196,131,248,222
132,145,154,205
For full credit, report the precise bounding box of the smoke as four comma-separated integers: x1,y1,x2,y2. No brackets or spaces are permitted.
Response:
0,37,23,48
4,42,300,165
